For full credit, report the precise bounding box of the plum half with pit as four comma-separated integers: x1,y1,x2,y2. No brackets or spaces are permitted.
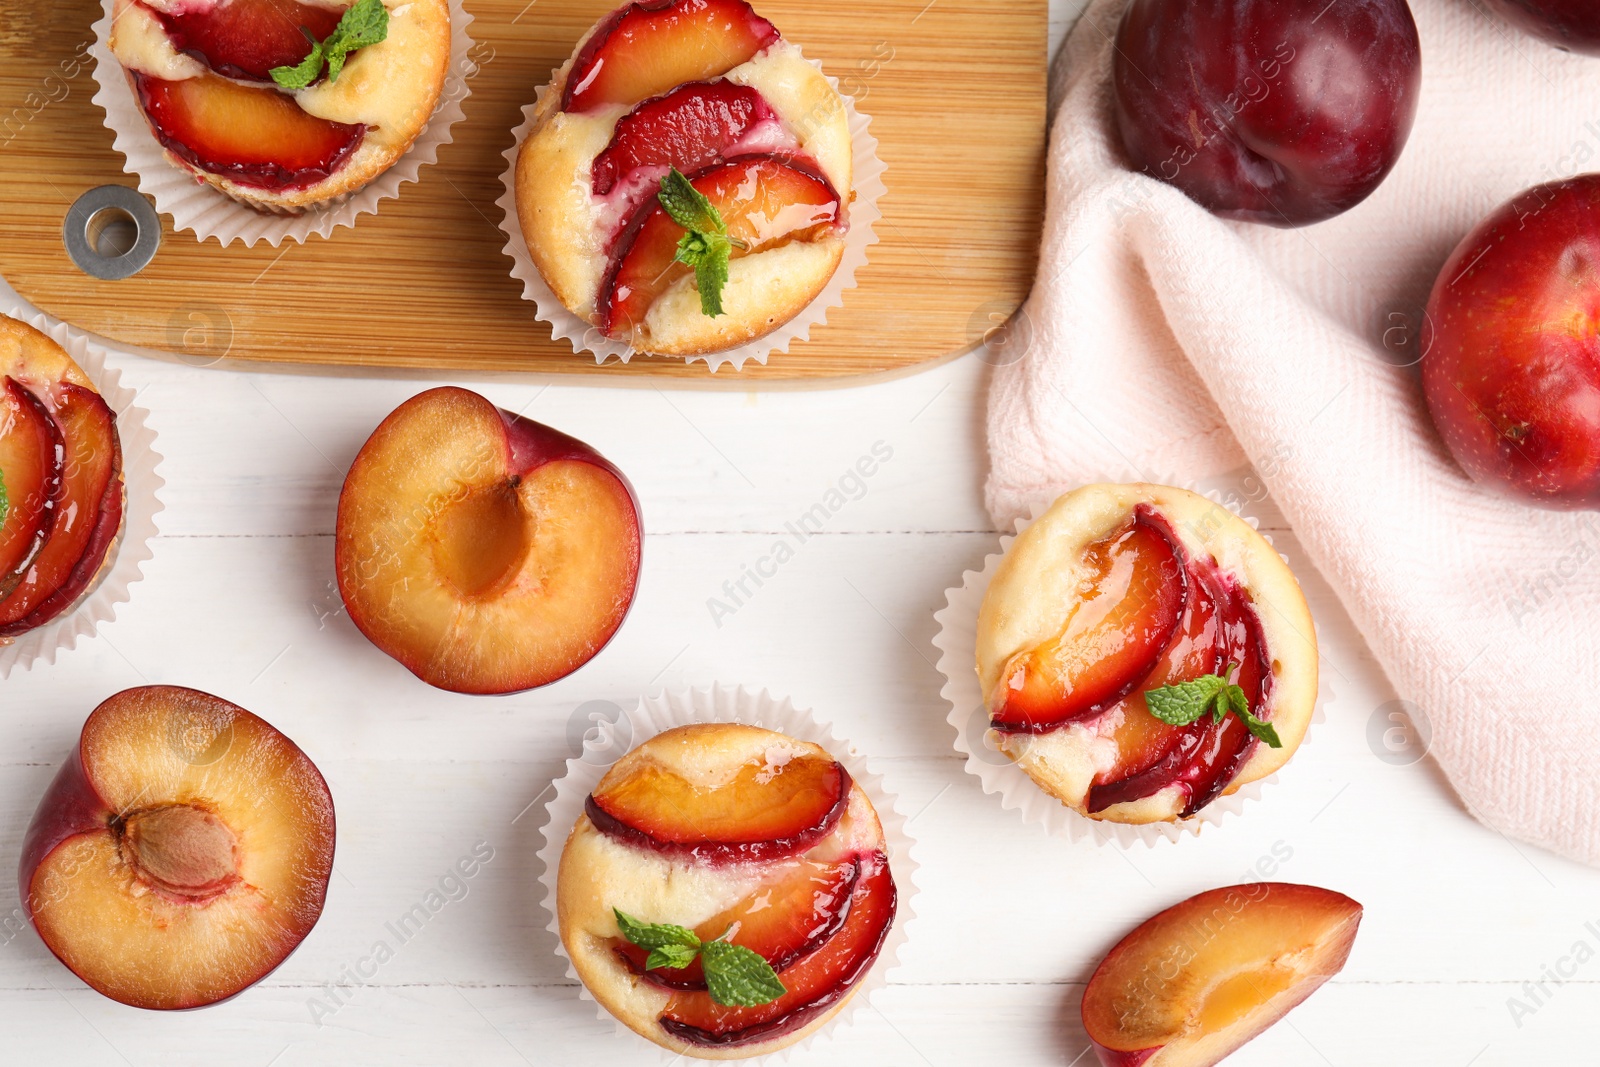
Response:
1111,0,1422,227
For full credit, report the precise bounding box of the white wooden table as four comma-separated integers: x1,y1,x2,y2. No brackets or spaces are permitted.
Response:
3,4,1595,1062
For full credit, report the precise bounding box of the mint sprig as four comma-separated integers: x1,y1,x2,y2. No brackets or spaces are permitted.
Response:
1144,664,1282,748
270,0,390,90
657,168,744,319
614,908,786,1007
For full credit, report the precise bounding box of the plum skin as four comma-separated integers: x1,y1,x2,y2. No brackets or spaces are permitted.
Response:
1111,0,1422,227
1422,176,1600,510
1485,0,1600,56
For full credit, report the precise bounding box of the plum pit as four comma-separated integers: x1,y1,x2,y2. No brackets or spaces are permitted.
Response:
116,804,241,902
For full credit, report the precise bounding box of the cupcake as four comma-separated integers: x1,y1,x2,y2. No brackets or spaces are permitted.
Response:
0,316,125,639
515,0,853,358
108,0,451,213
557,722,898,1057
975,484,1317,825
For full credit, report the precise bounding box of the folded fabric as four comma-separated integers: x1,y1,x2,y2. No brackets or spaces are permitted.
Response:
988,0,1600,864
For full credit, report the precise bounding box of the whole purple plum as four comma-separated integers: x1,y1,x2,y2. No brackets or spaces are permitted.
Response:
1112,0,1422,227
1485,0,1600,56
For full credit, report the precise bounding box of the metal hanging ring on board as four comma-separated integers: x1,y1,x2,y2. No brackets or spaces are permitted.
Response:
63,185,161,281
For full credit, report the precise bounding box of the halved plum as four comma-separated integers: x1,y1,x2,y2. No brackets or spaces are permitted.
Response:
0,384,122,632
156,0,343,82
599,154,842,337
659,849,896,1048
136,73,365,192
591,81,776,197
990,508,1188,734
586,751,850,863
562,0,780,113
0,378,65,595
617,857,858,988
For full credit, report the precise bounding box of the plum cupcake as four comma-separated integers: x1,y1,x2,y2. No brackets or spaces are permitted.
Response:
98,0,468,241
508,0,880,364
0,312,161,676
0,317,125,641
544,689,912,1058
950,484,1318,833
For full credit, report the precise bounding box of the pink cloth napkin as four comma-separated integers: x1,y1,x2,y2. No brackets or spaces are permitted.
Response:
988,0,1600,864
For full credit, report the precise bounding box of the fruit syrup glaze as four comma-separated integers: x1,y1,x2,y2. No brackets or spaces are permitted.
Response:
130,0,367,191
583,755,896,1047
991,506,1275,817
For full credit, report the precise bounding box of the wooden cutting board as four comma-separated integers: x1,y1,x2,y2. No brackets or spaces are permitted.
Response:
0,0,1045,379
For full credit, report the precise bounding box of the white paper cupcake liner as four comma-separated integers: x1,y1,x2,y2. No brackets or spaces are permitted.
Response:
0,311,163,676
90,0,475,247
535,684,918,1061
497,48,886,373
931,481,1331,847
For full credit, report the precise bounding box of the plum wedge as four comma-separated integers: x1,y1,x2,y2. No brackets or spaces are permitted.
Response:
616,857,858,988
155,0,343,82
990,508,1188,733
0,383,121,632
136,73,365,192
591,81,777,197
660,850,896,1048
562,0,779,113
587,751,850,863
1084,884,1361,1067
0,377,65,595
600,154,842,337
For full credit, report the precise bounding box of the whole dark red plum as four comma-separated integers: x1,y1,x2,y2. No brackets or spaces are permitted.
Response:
1422,176,1600,509
1485,0,1600,56
1112,0,1422,227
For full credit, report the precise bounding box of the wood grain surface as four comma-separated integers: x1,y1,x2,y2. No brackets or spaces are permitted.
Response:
0,0,1046,379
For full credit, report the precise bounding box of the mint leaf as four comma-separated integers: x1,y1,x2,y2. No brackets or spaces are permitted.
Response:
325,0,389,81
1229,686,1283,748
0,468,8,529
269,31,325,90
1144,674,1228,726
658,168,732,318
270,0,389,89
658,168,725,235
701,938,787,1007
676,230,732,318
645,943,700,971
614,909,701,953
1144,666,1282,748
613,910,785,1007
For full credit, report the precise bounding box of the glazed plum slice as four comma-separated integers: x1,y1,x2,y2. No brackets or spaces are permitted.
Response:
0,377,65,594
156,0,343,82
0,383,122,632
591,81,777,197
586,751,850,863
1086,549,1272,817
659,850,896,1048
599,154,842,337
136,73,365,191
563,0,780,113
616,857,859,988
990,508,1188,734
